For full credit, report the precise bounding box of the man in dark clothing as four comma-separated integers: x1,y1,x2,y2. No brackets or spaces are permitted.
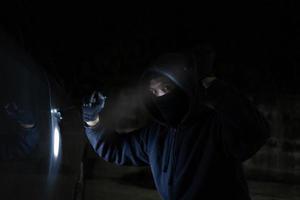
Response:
82,53,270,200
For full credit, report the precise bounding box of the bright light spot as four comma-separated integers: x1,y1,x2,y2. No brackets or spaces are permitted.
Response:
53,126,60,158
51,109,58,114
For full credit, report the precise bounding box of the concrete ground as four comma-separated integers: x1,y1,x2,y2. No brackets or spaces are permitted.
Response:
83,158,300,200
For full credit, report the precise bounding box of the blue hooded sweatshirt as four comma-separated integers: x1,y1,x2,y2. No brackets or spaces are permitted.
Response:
84,54,270,200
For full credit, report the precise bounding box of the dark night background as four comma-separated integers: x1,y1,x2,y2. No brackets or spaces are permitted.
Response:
1,2,299,95
0,1,300,199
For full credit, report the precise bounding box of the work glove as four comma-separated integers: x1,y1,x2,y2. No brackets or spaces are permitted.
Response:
82,91,106,123
5,103,35,127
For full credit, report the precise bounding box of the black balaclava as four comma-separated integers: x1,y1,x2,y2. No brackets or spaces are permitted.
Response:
150,83,189,127
141,50,215,127
141,52,204,127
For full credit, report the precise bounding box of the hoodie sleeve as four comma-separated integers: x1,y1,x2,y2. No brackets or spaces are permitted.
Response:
0,126,39,160
205,79,270,161
84,123,149,166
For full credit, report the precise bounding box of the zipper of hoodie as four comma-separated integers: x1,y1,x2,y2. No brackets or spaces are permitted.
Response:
163,128,172,172
168,127,178,185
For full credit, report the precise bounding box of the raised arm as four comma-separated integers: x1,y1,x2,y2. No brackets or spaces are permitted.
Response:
82,91,149,166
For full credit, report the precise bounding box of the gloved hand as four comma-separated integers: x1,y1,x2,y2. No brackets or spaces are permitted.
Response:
5,103,35,128
82,91,106,124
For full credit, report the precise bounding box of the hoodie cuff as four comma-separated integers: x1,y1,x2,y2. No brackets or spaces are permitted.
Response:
84,120,101,131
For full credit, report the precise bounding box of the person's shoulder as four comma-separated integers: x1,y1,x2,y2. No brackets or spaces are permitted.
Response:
132,122,162,144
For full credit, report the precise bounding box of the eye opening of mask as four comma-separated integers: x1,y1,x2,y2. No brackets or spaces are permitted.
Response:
148,76,177,97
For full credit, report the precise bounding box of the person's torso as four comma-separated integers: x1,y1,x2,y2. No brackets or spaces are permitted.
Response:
145,109,251,200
